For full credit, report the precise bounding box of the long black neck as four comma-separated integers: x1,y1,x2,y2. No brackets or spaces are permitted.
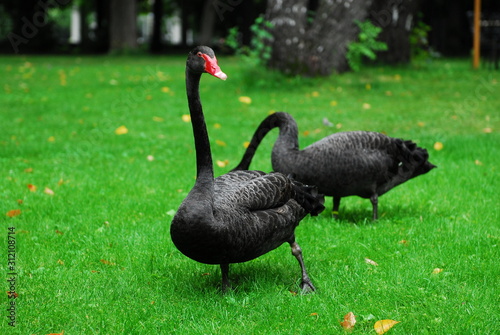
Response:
232,112,299,171
186,69,214,187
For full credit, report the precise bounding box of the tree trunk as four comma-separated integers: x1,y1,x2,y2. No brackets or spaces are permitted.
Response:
266,0,373,76
109,0,138,52
199,0,216,46
369,0,423,64
150,0,163,53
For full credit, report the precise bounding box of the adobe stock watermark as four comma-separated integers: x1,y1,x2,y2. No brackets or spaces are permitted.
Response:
7,0,71,54
213,0,243,22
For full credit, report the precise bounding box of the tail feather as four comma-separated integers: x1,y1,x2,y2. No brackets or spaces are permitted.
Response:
289,175,325,216
399,140,437,179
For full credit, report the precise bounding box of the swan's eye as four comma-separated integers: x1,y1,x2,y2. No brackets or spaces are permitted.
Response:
197,52,203,57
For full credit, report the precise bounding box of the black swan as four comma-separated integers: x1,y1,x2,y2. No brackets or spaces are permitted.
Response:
170,47,324,293
232,112,436,220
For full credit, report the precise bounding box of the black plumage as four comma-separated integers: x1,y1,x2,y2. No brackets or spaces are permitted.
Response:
232,112,436,220
170,47,324,292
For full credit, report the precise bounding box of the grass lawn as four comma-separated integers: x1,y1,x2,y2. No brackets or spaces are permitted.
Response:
1,53,499,334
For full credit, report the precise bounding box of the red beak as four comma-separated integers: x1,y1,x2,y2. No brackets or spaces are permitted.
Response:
201,54,227,80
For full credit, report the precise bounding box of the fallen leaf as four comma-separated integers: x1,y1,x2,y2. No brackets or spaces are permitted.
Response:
322,118,334,127
432,268,443,274
362,103,371,110
216,160,229,168
474,160,483,166
152,116,164,122
483,127,492,133
146,94,153,100
100,259,115,266
385,91,393,96
182,114,191,122
161,86,170,93
365,258,379,266
57,259,64,265
46,331,64,335
394,74,402,81
6,209,21,218
17,199,23,205
7,291,18,298
243,141,250,148
433,142,444,151
147,155,154,161
215,139,226,147
27,184,37,192
340,312,357,330
47,136,56,142
238,96,252,104
330,100,338,106
24,167,33,173
44,187,55,196
213,123,221,129
417,121,425,127
374,320,400,334
365,83,372,90
311,91,320,97
55,230,64,235
115,125,128,135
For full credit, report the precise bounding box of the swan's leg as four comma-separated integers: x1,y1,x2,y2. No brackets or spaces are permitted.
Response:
220,263,230,293
332,197,341,218
289,239,316,293
370,193,379,220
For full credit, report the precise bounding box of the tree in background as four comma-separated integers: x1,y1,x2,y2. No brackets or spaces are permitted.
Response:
109,0,138,52
265,0,373,76
369,0,423,64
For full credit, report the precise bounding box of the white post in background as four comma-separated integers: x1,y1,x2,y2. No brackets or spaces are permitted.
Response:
69,4,81,45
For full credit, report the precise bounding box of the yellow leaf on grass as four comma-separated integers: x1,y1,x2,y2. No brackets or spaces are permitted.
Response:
311,91,320,97
115,125,128,135
365,258,379,266
216,160,229,168
153,116,164,122
432,268,443,274
161,86,170,93
44,187,55,196
238,96,252,104
27,184,37,192
243,141,250,148
48,136,56,142
340,312,357,330
433,142,444,151
215,139,226,147
330,100,338,106
374,319,400,334
6,209,21,218
182,114,191,122
362,103,371,110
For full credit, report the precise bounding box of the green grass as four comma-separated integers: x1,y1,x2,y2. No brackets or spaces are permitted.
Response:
1,54,499,334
